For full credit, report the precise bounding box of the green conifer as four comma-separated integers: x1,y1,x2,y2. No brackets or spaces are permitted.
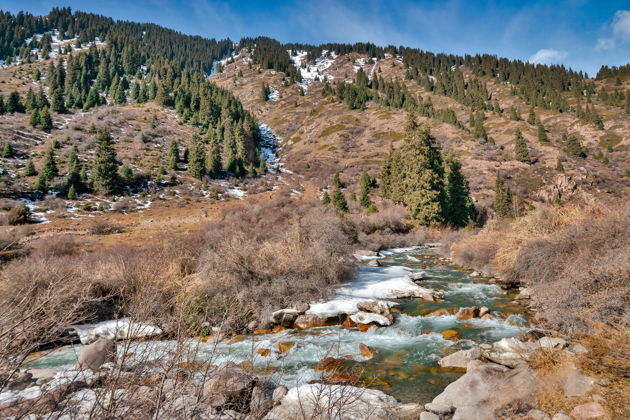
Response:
514,129,531,163
443,155,475,227
91,130,120,194
359,169,371,208
2,142,14,158
494,173,513,218
331,185,348,213
24,159,36,176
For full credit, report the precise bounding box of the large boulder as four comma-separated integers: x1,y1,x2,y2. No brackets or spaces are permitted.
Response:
570,402,605,420
480,337,538,368
264,384,401,420
438,347,481,369
293,314,335,329
431,360,538,420
350,312,392,326
456,306,480,320
202,362,256,410
76,338,116,371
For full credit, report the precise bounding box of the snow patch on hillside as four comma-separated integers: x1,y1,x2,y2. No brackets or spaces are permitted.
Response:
288,50,336,93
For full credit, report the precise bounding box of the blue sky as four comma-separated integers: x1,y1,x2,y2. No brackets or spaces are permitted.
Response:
3,0,629,76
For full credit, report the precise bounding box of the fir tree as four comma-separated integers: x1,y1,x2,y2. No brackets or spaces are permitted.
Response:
527,106,536,125
91,130,120,194
51,89,66,113
494,172,513,218
537,120,548,142
6,91,22,114
443,155,475,227
206,138,222,177
29,108,41,127
359,169,371,208
40,108,53,132
509,106,521,121
564,134,586,158
332,170,343,188
514,129,531,163
187,136,206,179
168,140,179,170
24,159,36,176
2,142,13,158
331,185,348,213
34,173,47,192
41,148,58,181
321,191,331,205
67,184,77,199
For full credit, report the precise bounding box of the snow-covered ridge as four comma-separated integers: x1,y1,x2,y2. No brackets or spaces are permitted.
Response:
288,50,336,93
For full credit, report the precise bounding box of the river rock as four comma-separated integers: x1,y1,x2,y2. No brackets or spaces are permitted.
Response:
77,337,116,371
457,306,480,320
367,259,381,267
517,287,532,299
293,314,333,329
570,402,605,420
394,403,424,419
481,337,538,368
420,412,440,420
478,306,490,317
270,309,299,325
6,372,34,391
250,385,274,418
564,369,595,397
264,384,401,420
567,343,588,355
525,409,552,420
438,347,481,369
293,302,310,314
431,360,538,420
424,402,453,415
427,308,451,317
272,386,288,404
359,343,374,359
408,272,428,281
202,362,255,409
26,368,58,385
538,337,567,349
552,412,573,420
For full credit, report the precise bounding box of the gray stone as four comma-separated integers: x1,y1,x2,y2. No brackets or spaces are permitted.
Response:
526,409,552,420
438,347,481,369
250,385,273,418
420,412,440,420
77,337,116,371
394,403,423,420
567,343,588,355
538,337,567,349
570,401,605,420
366,259,381,267
481,337,538,368
272,385,288,405
424,402,452,414
478,306,490,317
293,302,310,314
202,362,255,409
26,368,58,386
564,369,595,397
408,272,428,281
552,412,573,420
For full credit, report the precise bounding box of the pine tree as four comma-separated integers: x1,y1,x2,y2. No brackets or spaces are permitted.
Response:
206,138,222,177
41,148,58,181
514,129,531,163
0,95,5,115
509,106,521,121
51,89,66,113
67,184,77,199
91,130,120,194
359,169,371,207
40,108,53,132
564,134,586,158
187,136,206,179
494,172,513,218
331,185,348,213
168,140,179,170
379,114,446,224
34,172,47,192
537,120,548,142
556,158,564,172
24,159,36,176
2,142,13,158
332,170,343,188
6,91,22,114
527,106,536,125
29,109,40,127
443,155,475,227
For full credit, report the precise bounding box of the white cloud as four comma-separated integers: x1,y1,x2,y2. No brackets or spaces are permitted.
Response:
595,37,616,51
611,10,630,42
528,49,568,64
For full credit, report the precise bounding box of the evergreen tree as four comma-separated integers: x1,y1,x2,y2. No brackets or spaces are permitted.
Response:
537,120,548,142
67,184,77,199
2,142,13,158
168,140,179,170
443,155,475,227
0,95,5,115
509,106,521,121
514,129,531,163
34,173,48,192
29,108,41,127
321,191,331,205
24,159,36,176
527,106,536,125
187,136,206,179
494,172,513,218
91,130,120,194
564,134,586,158
332,170,343,188
51,89,66,113
331,185,348,213
6,91,22,113
206,138,222,177
359,169,371,208
40,107,53,132
41,148,58,181
556,158,564,172
379,114,446,224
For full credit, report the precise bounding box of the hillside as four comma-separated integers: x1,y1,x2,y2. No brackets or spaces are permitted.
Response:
0,8,628,420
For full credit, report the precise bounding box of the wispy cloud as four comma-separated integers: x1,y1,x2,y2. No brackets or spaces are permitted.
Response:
595,10,630,51
528,49,568,64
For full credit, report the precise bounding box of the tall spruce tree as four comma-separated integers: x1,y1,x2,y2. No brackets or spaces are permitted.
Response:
443,155,475,227
494,172,513,218
514,129,531,163
91,130,120,194
379,114,446,225
331,185,348,213
41,148,58,181
359,169,372,208
168,140,179,170
206,138,222,177
537,120,548,142
187,136,206,179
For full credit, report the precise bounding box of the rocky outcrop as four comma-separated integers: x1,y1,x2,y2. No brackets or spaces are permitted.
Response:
202,362,256,409
438,347,482,369
293,313,336,329
264,384,401,420
76,338,116,371
432,360,538,420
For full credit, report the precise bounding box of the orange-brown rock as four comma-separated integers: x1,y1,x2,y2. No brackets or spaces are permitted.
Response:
324,372,361,384
315,357,344,372
293,314,336,329
357,322,377,332
427,308,451,317
341,314,358,328
276,342,295,353
272,325,287,333
228,334,246,344
391,307,402,314
441,329,460,340
359,343,374,359
256,348,271,357
253,328,272,335
457,306,481,320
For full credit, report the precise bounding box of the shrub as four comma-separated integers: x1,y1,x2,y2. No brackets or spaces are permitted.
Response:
8,204,30,225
